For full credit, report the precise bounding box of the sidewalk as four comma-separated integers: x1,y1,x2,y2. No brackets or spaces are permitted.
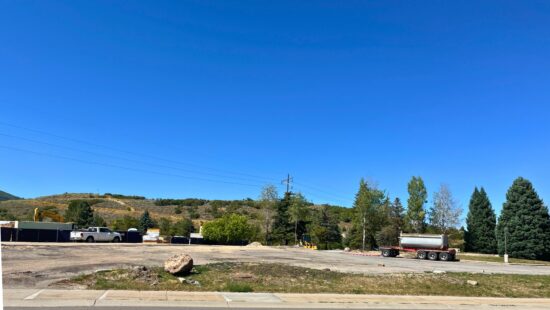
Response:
5,289,550,309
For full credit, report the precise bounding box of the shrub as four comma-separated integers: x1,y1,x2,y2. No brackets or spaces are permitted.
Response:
202,214,255,244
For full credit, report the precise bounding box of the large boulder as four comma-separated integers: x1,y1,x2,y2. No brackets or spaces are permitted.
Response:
164,254,194,275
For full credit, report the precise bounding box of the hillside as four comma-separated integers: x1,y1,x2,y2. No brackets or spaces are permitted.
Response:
0,190,20,201
0,192,353,232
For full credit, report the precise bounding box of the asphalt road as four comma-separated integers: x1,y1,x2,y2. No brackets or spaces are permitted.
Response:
3,242,550,288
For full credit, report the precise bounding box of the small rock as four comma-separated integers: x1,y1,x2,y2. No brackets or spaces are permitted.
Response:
344,247,351,252
378,263,385,267
177,277,185,283
433,270,446,274
164,254,194,275
467,280,478,286
186,279,200,286
323,268,331,272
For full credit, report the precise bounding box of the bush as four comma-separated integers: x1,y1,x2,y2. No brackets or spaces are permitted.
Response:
202,214,255,244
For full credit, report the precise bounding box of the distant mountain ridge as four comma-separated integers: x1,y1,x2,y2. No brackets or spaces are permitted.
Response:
0,190,20,201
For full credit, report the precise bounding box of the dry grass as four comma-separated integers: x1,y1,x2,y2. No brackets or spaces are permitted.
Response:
66,263,550,298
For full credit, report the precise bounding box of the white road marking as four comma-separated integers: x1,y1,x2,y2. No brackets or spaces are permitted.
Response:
24,289,44,300
98,290,110,300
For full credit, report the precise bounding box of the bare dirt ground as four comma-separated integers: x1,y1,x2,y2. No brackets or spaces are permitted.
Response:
3,242,550,288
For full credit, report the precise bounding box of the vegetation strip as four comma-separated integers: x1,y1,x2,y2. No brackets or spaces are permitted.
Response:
64,262,550,298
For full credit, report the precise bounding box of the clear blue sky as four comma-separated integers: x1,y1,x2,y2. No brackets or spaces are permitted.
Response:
1,1,549,218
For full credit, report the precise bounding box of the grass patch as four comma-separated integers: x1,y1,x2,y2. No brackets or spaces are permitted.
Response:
459,254,550,265
66,262,550,298
225,282,253,292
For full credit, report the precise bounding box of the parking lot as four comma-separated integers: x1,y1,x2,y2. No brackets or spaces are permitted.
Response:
3,242,550,288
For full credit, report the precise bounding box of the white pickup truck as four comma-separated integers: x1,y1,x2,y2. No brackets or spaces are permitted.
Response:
70,227,122,243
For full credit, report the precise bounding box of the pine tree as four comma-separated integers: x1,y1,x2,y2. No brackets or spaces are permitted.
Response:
465,187,497,253
311,205,342,250
139,210,155,233
64,200,95,228
405,176,427,233
271,192,294,245
496,178,550,260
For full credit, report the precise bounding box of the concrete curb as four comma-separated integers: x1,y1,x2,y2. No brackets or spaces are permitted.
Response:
5,289,550,309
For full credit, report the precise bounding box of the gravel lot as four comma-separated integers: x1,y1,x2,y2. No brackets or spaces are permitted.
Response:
3,242,550,288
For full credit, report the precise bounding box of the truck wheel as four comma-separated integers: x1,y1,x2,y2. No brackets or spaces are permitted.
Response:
113,237,120,243
428,252,439,260
439,252,450,261
86,236,95,243
382,249,391,257
392,250,399,257
417,251,427,259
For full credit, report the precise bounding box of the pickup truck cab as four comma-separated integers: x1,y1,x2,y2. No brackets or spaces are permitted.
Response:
70,227,122,243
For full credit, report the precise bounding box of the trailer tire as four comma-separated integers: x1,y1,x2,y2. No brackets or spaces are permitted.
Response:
86,236,95,243
392,250,399,257
428,252,439,260
417,251,427,259
439,252,450,261
382,249,391,257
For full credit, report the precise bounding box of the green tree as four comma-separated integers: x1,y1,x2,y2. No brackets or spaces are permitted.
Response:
64,200,95,228
311,205,342,250
351,179,386,251
158,217,173,236
376,197,404,246
259,184,278,244
405,176,427,233
0,208,17,221
496,177,550,260
289,192,309,245
172,218,194,237
428,184,462,234
465,187,497,253
202,214,255,244
271,192,294,245
139,210,156,233
111,216,140,231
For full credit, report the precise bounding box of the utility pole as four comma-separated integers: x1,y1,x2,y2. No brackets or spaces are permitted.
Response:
282,173,293,194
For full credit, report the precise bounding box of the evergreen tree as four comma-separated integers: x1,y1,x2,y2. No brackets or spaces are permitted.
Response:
376,197,405,246
405,176,427,233
465,187,497,253
496,178,550,260
271,192,294,245
311,205,342,250
64,200,95,228
139,210,156,233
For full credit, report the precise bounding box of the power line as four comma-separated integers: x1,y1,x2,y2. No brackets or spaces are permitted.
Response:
0,132,270,185
0,121,280,184
0,145,263,188
0,121,353,205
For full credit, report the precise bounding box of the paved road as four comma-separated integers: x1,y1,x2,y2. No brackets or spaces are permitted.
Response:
3,242,550,288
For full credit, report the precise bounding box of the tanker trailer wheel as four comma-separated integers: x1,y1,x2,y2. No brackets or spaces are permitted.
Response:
439,252,450,261
428,252,439,261
382,249,391,257
417,251,427,259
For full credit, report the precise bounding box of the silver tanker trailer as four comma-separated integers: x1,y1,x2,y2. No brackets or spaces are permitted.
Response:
379,233,456,261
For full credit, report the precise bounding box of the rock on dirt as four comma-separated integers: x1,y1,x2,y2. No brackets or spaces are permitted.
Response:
246,242,263,247
164,254,194,275
467,280,478,286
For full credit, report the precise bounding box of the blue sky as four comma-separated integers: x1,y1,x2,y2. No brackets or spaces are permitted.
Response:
1,1,550,218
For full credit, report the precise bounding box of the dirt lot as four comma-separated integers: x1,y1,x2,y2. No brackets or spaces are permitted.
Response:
3,242,550,288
